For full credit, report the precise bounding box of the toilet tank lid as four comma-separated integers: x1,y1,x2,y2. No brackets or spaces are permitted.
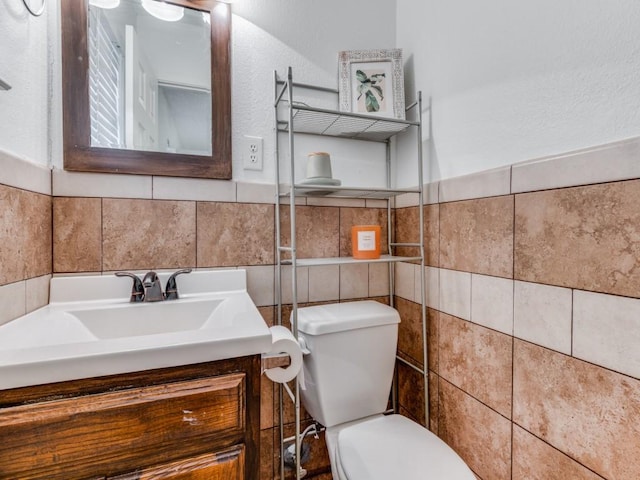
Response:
296,301,400,335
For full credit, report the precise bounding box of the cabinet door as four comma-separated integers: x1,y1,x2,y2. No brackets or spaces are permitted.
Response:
0,374,245,479
108,447,244,480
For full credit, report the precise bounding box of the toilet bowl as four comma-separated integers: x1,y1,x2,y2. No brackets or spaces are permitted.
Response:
329,415,475,480
297,301,475,480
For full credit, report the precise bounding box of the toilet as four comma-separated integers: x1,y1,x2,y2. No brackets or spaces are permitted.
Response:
297,300,475,480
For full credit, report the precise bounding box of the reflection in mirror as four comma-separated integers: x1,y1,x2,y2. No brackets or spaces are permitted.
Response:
88,0,212,156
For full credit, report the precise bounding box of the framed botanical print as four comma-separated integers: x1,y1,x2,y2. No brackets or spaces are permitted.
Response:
338,49,405,119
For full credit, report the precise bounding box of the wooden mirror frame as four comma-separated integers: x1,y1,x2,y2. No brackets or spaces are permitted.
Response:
61,0,231,179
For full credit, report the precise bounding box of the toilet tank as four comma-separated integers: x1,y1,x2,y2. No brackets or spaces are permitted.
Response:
296,301,400,428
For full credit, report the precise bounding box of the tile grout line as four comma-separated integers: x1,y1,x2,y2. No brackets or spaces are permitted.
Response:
570,288,574,357
194,200,199,269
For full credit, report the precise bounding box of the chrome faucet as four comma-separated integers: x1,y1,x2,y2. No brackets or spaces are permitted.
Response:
142,271,164,302
116,269,192,302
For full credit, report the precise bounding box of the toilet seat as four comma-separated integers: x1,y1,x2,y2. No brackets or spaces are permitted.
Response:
336,415,476,480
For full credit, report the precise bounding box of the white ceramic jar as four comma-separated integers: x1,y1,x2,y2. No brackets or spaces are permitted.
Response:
306,152,333,179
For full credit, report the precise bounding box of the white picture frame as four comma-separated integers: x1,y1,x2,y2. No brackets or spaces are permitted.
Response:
338,49,405,120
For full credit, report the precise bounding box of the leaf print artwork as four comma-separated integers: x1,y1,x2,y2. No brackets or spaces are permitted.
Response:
355,69,387,113
339,50,405,118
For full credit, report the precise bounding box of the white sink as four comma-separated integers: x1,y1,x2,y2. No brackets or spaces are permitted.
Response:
0,269,272,390
70,298,223,339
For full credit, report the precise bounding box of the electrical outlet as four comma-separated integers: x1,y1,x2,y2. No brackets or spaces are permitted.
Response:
243,135,263,171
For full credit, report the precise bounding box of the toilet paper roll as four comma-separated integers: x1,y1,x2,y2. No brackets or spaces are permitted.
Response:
264,326,303,384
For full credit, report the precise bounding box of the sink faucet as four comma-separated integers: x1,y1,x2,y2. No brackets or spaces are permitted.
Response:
116,269,193,302
142,271,164,302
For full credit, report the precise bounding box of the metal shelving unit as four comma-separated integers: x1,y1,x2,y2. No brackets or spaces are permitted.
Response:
274,67,427,480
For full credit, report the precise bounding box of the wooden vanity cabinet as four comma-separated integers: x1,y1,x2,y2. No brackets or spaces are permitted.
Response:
0,355,260,480
107,448,245,480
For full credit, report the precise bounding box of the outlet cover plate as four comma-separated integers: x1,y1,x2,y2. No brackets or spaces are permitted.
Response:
243,135,263,171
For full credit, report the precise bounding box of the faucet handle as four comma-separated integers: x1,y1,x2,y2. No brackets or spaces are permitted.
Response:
115,272,144,302
165,268,193,300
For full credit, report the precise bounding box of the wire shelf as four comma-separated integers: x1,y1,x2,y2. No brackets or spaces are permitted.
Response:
281,254,423,267
280,184,419,199
278,104,417,142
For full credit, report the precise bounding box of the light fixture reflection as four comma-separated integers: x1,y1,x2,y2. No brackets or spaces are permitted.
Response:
89,0,121,8
141,0,184,22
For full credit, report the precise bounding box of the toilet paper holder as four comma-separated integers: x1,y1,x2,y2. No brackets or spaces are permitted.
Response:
261,334,311,374
261,352,291,373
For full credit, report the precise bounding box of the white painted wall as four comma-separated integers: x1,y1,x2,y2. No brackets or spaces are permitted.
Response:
231,0,396,186
5,1,640,187
396,0,640,185
0,0,51,167
45,0,396,187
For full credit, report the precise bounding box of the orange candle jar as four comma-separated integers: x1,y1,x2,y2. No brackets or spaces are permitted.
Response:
351,225,381,259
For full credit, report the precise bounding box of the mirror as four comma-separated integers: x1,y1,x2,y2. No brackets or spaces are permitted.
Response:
88,0,212,155
61,0,231,179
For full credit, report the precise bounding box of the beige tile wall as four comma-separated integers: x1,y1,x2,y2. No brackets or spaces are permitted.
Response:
440,195,513,278
4,156,392,479
8,137,640,479
52,197,102,272
0,157,52,325
513,340,638,480
395,152,640,479
439,313,513,419
50,188,391,480
439,379,512,480
514,180,640,297
1,184,51,285
511,425,604,480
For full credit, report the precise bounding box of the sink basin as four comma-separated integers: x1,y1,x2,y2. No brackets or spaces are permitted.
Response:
70,298,223,339
0,269,273,390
